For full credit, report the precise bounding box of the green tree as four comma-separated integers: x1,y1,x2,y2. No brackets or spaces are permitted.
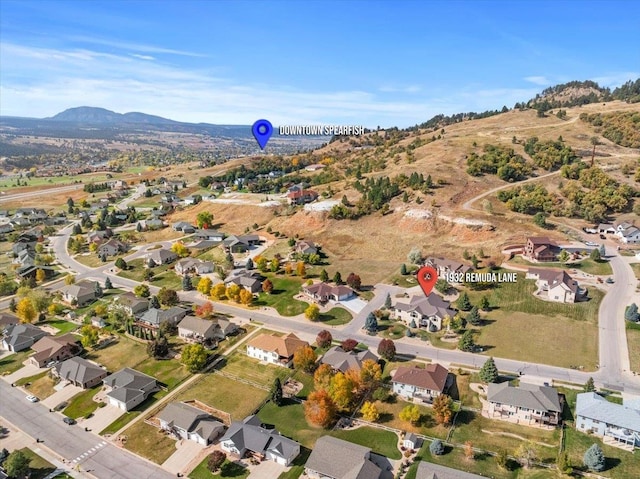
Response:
364,312,378,333
4,450,30,478
557,450,572,475
590,247,601,261
458,330,476,352
333,271,343,285
271,377,283,406
435,279,449,294
457,292,472,311
479,296,490,311
80,325,100,348
157,287,179,306
584,377,596,392
181,343,208,372
134,284,150,298
115,258,127,270
196,211,214,229
319,269,329,282
147,335,169,358
583,443,605,472
384,293,392,308
182,275,193,291
558,250,571,263
407,247,422,264
430,439,444,456
533,212,547,228
400,263,407,275
467,306,481,326
479,357,499,383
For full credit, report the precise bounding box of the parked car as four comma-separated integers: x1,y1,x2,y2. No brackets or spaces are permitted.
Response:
54,401,68,411
26,395,39,403
62,417,76,425
599,234,606,240
606,278,614,284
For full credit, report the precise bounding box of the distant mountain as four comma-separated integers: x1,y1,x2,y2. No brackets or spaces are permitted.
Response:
48,106,183,125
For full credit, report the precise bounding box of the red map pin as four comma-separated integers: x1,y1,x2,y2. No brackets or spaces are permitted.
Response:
417,265,438,297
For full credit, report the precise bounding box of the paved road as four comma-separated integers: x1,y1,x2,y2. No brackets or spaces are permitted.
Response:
0,381,174,479
0,184,84,204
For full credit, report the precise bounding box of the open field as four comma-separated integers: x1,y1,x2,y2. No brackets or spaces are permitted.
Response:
123,420,177,464
84,335,149,371
507,256,613,276
117,258,182,290
175,373,268,420
221,350,292,386
255,274,309,316
626,321,640,372
630,262,640,280
135,357,191,389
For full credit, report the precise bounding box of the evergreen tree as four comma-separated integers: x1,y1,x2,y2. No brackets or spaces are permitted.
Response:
457,292,472,311
9,298,16,312
584,377,596,392
94,282,103,297
319,269,329,282
429,439,444,456
458,330,476,352
480,296,490,311
104,277,112,290
590,248,601,261
479,357,499,383
467,306,481,325
364,313,378,333
583,444,605,472
136,222,143,232
400,263,407,275
384,293,392,309
271,377,283,406
599,244,606,256
150,295,161,309
246,258,254,270
182,274,193,291
625,303,639,322
333,271,343,285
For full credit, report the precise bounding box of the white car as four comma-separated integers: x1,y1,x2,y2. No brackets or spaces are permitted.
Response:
585,241,599,247
26,395,39,403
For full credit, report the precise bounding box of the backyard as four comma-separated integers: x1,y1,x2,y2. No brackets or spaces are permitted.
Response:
16,448,57,479
221,349,292,386
84,335,149,371
255,274,309,316
0,350,32,375
42,319,78,335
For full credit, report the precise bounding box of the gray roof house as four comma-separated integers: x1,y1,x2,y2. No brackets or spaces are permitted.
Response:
416,461,484,479
138,307,188,328
175,258,215,276
177,316,226,344
103,368,158,411
172,221,196,234
0,312,20,329
194,229,225,241
115,292,149,316
576,392,640,449
225,271,263,293
2,324,48,352
220,415,300,466
53,357,108,389
321,346,378,373
158,402,225,445
145,247,178,266
60,280,98,306
486,382,563,427
391,294,455,332
304,435,382,479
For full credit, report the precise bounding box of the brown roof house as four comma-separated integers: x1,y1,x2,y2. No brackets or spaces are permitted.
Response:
301,282,355,304
246,333,309,368
392,364,451,404
425,257,472,284
177,316,238,346
27,334,82,368
60,280,98,306
526,268,582,303
523,237,558,262
287,189,318,205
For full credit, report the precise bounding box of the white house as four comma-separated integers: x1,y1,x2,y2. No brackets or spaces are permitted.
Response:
246,333,309,368
616,224,640,244
301,282,355,303
576,392,640,449
158,402,225,445
526,268,581,303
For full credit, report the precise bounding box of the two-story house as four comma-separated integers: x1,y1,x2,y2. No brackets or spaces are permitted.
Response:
392,364,450,403
486,382,563,428
523,237,558,262
576,392,640,450
525,268,582,303
246,333,309,368
390,294,455,332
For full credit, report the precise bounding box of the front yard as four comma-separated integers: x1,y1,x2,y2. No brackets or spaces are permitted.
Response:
123,420,177,464
17,448,57,479
0,350,32,375
189,458,249,479
117,258,182,290
318,307,353,326
626,321,640,372
175,373,268,421
17,371,57,399
63,385,102,419
100,390,167,436
255,274,309,316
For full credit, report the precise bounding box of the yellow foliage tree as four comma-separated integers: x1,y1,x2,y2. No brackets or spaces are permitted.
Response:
35,269,46,283
239,289,253,305
305,303,320,321
296,262,306,278
65,274,75,285
284,263,293,275
313,363,333,390
171,242,190,258
359,359,382,392
89,242,98,253
328,371,356,411
293,345,317,373
17,298,37,323
210,283,227,300
361,401,380,422
226,284,241,302
197,277,212,295
399,404,421,425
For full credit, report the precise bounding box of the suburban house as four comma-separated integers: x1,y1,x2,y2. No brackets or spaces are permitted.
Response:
575,392,640,450
597,223,616,234
97,238,127,257
60,280,98,306
246,333,309,368
220,415,300,466
425,257,472,283
16,265,56,281
138,307,188,329
53,357,108,389
0,312,19,329
486,382,563,427
103,368,159,411
415,462,485,479
391,295,455,332
175,258,215,276
140,218,165,231
392,364,450,403
194,229,225,242
225,271,263,293
2,324,48,352
523,237,558,262
177,316,221,344
294,240,317,255
172,221,196,234
27,334,82,368
301,282,355,304
304,436,382,479
158,402,225,446
320,346,378,373
223,235,261,253
615,222,640,244
287,189,318,205
145,247,178,267
526,268,582,303
114,292,149,316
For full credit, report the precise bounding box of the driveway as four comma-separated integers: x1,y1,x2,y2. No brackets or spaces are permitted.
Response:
80,404,124,433
161,439,203,474
247,460,286,479
3,363,41,384
41,383,83,409
338,296,368,314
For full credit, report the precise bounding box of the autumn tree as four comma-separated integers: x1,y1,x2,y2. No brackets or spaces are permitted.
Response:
377,339,396,360
196,276,212,295
207,450,226,473
313,363,334,390
157,287,179,306
226,284,241,302
328,371,356,411
195,302,214,318
80,325,100,348
262,279,273,294
399,404,421,425
359,359,382,391
181,343,208,372
361,401,380,422
432,394,454,425
293,345,317,373
35,268,46,283
239,289,253,305
196,211,214,229
341,338,358,352
210,283,227,300
346,273,361,290
296,261,306,278
304,390,337,428
65,274,76,285
270,258,280,273
464,441,475,461
16,298,37,323
171,242,190,258
514,442,538,468
305,303,320,321
316,330,332,348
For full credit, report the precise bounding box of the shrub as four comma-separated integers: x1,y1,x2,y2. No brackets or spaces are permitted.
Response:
429,439,445,456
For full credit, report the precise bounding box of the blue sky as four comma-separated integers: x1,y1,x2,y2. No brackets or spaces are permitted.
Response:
1,0,638,127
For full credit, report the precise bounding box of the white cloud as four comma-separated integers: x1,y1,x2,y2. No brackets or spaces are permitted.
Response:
590,72,639,88
130,54,155,61
67,35,207,58
524,76,550,86
378,85,422,93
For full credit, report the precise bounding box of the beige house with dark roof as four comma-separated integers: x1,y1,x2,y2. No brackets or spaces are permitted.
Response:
27,334,82,368
246,333,309,368
526,268,582,303
523,237,558,262
425,257,472,284
301,282,355,303
486,382,563,427
392,364,450,403
158,402,225,445
304,436,381,479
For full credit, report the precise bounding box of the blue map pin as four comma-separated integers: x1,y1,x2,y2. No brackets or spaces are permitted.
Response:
252,119,273,150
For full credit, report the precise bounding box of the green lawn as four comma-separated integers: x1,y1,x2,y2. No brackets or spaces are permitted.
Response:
135,357,191,389
222,350,292,386
195,246,226,264
118,258,182,289
17,371,58,399
630,262,640,280
318,307,353,326
0,350,32,375
366,398,449,440
100,390,167,436
626,321,640,373
123,420,177,464
175,374,268,420
189,458,249,479
84,335,149,371
63,386,101,419
42,319,78,335
508,256,613,276
74,253,114,268
18,448,57,479
255,275,309,316
278,447,311,479
258,400,401,459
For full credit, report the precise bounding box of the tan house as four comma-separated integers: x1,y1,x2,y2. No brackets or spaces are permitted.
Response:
486,382,563,427
425,257,472,284
392,364,450,403
27,334,82,368
526,268,581,303
390,295,455,332
301,282,355,304
246,333,309,368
